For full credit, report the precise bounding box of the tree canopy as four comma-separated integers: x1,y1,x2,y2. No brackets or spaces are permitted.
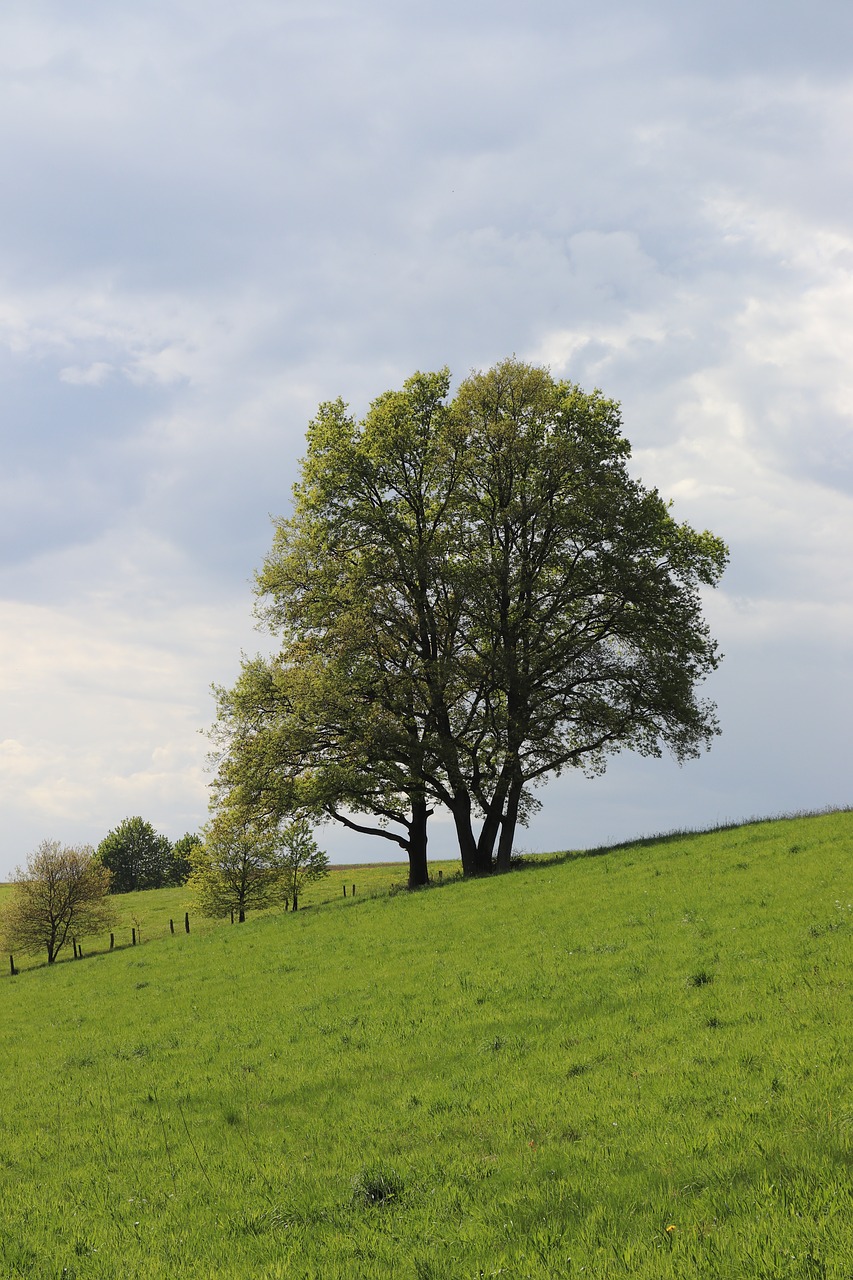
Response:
96,816,174,892
211,358,727,883
170,832,202,886
188,815,283,922
277,815,329,911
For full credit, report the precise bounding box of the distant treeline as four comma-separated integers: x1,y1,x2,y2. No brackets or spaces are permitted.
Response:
96,816,201,892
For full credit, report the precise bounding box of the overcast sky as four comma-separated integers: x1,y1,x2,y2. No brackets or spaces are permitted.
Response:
1,0,851,875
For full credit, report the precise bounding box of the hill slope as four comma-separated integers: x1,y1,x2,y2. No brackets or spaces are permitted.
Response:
1,811,851,1278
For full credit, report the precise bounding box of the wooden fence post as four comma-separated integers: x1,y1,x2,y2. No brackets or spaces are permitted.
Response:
343,884,347,897
169,918,175,934
184,912,190,933
110,933,114,950
131,928,136,946
352,884,356,896
9,955,16,977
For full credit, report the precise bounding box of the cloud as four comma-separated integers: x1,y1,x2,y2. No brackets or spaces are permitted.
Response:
0,556,258,859
0,0,851,872
59,361,113,385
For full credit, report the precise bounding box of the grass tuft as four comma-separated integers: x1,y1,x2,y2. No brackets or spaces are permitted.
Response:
351,1163,405,1207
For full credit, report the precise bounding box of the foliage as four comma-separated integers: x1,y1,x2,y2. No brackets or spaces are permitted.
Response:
97,816,173,892
187,816,282,922
0,839,115,964
213,358,727,882
277,815,329,910
0,811,850,1276
169,832,202,886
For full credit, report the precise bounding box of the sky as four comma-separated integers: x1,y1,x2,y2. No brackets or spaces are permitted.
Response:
1,0,851,875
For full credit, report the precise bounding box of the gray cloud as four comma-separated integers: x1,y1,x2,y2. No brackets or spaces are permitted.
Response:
0,0,851,871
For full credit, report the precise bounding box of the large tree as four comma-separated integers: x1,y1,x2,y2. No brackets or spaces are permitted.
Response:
212,359,727,879
0,840,116,965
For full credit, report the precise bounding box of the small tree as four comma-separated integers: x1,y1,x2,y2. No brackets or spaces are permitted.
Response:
188,817,281,923
0,840,116,965
278,816,329,911
97,817,173,892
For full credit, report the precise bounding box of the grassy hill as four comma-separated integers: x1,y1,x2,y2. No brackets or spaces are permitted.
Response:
0,811,850,1278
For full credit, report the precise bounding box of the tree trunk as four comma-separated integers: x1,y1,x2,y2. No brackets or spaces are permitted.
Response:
475,766,514,873
448,791,484,877
407,797,430,888
238,906,245,923
495,774,523,871
475,791,504,873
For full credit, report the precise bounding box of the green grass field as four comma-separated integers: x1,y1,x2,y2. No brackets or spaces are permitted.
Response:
0,811,850,1278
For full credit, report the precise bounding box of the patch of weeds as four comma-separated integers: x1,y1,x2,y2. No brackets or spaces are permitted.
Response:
351,1163,405,1207
566,1063,587,1078
228,1206,291,1237
114,1042,153,1061
64,1053,95,1070
809,920,845,938
705,1016,722,1029
414,1256,444,1280
688,970,714,987
427,1099,456,1116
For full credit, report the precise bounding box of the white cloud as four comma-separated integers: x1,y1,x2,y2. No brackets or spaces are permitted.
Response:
0,592,215,856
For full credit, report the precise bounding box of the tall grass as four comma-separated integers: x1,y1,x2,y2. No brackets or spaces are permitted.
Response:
0,810,850,1278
